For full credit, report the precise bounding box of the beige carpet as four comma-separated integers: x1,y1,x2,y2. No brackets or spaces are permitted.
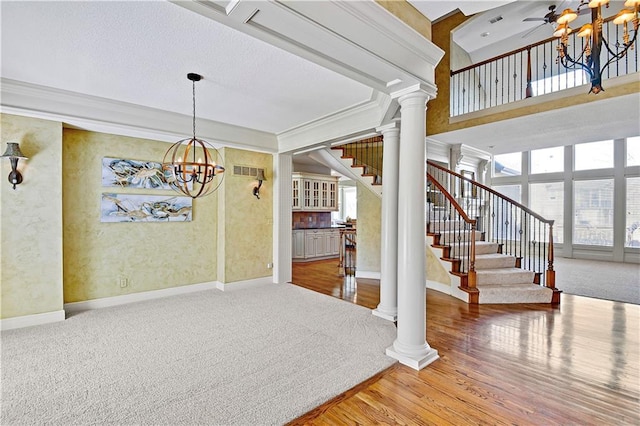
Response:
1,284,397,425
554,257,640,304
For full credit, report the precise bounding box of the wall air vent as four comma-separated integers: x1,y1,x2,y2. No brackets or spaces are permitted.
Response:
489,15,503,24
233,165,265,178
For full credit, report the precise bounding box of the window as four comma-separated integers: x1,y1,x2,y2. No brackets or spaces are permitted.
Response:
573,179,614,246
531,146,564,174
493,152,521,177
531,69,588,96
530,182,564,243
626,177,640,248
492,185,521,203
627,137,640,167
575,140,614,171
491,185,522,242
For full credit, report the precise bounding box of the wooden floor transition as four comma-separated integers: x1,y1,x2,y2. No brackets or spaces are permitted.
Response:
289,258,640,425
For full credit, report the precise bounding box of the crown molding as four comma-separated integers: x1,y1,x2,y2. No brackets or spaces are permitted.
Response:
177,0,444,95
0,78,278,152
277,91,393,153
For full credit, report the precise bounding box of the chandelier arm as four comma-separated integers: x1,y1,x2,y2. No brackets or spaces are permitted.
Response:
601,33,628,57
559,45,594,77
599,30,638,74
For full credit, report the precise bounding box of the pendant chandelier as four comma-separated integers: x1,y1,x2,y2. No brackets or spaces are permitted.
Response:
554,0,639,94
162,73,225,198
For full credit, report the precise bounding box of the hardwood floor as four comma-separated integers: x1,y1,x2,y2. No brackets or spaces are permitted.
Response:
289,259,640,425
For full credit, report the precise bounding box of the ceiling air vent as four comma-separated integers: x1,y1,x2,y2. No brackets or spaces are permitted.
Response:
489,15,503,24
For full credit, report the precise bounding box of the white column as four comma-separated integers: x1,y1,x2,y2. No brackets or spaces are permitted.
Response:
386,88,439,370
273,153,293,284
373,121,400,321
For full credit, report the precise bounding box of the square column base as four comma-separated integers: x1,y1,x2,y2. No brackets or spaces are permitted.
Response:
386,345,439,370
372,308,397,322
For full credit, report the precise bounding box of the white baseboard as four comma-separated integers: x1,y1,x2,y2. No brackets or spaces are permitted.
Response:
355,270,380,279
426,279,452,295
64,281,218,313
216,276,273,291
1,309,65,331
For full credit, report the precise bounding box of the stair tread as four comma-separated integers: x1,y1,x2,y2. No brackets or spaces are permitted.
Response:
477,283,547,289
470,253,515,259
476,268,532,275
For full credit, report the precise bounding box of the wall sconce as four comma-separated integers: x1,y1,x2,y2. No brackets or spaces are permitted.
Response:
1,142,28,190
253,169,266,199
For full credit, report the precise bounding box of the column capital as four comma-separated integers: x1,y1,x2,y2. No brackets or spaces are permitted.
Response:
391,82,437,103
376,120,400,134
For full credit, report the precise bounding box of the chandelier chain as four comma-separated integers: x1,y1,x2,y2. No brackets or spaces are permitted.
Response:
192,79,197,141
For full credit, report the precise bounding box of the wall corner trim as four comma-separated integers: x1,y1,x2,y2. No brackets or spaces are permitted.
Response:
1,309,66,331
355,270,381,280
426,279,452,295
216,276,274,291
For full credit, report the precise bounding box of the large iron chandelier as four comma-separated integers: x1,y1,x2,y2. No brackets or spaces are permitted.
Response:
554,0,639,93
162,73,225,199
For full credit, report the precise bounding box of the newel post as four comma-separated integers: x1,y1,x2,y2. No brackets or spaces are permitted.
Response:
468,221,477,290
546,223,556,289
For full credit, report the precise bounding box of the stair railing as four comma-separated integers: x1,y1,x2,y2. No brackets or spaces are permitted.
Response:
335,136,383,184
450,14,638,117
427,172,479,292
427,161,556,291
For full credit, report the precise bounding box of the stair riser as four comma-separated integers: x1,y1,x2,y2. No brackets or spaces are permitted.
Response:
475,270,535,285
448,257,516,272
451,243,498,256
474,257,516,269
428,221,465,232
477,285,553,304
438,232,484,245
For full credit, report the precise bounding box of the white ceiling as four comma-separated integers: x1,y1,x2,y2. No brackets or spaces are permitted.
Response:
451,0,628,63
1,0,638,160
0,1,372,135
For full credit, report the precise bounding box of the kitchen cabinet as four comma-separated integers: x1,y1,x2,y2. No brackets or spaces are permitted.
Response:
292,173,338,212
292,228,341,261
292,177,301,210
305,230,326,258
292,230,305,259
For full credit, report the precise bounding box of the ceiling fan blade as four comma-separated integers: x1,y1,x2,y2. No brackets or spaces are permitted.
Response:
521,23,547,38
523,17,545,22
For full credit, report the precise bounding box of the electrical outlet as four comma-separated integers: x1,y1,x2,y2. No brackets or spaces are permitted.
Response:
267,262,273,269
119,277,129,288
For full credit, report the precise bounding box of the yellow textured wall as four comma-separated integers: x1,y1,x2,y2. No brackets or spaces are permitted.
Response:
426,245,451,285
427,11,469,136
356,183,381,273
217,148,273,284
63,130,218,302
1,114,64,318
376,0,431,40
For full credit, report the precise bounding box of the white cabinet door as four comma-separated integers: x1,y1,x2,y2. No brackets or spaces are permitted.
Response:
305,230,328,258
293,173,339,212
292,230,305,259
311,180,321,209
329,230,340,255
292,178,301,210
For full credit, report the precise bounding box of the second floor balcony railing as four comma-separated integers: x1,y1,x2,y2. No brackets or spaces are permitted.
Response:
450,15,638,117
